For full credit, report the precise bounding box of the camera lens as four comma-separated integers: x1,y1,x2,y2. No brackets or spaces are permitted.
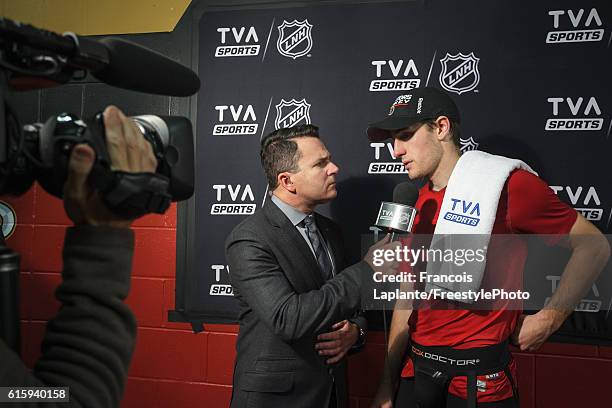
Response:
131,115,168,162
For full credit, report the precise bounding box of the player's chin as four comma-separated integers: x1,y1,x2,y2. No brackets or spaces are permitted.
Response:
407,169,420,179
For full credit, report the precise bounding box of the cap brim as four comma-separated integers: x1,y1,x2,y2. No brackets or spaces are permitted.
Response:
366,116,423,142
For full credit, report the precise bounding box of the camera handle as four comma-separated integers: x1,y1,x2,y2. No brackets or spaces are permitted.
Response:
0,233,20,355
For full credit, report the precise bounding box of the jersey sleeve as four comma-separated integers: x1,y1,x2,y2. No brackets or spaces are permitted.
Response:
506,170,577,237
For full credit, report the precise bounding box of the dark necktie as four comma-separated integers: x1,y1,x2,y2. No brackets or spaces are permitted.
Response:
303,214,333,280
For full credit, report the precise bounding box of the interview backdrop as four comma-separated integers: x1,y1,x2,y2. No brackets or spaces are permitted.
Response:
174,0,612,343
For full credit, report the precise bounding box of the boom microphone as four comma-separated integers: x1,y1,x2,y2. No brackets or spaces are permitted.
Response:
0,18,200,96
375,182,419,240
93,38,200,97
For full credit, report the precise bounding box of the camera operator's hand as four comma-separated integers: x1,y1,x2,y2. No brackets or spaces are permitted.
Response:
63,105,157,228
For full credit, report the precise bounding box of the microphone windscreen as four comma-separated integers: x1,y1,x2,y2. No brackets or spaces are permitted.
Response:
393,182,419,206
93,38,200,97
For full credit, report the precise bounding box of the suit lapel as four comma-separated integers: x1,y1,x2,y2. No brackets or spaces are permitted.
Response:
263,202,325,290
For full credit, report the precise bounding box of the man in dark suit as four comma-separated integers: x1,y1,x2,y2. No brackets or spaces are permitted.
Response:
226,124,394,408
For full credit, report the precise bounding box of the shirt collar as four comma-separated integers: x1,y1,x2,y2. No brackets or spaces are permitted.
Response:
271,194,309,226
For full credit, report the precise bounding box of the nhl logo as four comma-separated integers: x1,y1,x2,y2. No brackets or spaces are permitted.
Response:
276,19,313,59
275,98,312,129
460,137,479,153
439,52,480,95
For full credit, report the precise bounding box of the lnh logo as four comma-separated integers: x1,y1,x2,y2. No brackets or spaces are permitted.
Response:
443,198,481,226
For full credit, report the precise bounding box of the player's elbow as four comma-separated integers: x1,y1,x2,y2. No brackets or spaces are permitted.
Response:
585,233,611,271
598,235,611,265
570,216,611,268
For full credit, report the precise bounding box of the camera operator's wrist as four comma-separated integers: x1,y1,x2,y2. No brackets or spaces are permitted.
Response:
64,225,135,284
78,219,133,229
68,206,134,229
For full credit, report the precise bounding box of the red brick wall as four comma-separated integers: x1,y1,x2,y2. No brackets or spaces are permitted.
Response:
4,184,612,407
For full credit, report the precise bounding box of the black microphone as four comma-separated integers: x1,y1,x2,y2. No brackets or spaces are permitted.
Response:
375,182,419,241
393,182,419,207
93,38,200,97
0,18,200,96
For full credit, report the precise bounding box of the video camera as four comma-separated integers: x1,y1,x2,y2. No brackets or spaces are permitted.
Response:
0,17,200,354
0,17,199,216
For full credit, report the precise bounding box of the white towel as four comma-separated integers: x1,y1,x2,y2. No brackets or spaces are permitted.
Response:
423,150,536,303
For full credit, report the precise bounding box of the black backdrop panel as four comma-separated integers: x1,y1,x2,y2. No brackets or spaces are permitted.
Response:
179,0,612,342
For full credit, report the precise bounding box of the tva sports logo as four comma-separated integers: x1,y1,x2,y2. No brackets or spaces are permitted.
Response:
215,26,260,57
378,208,412,227
439,52,480,95
550,185,603,221
369,59,421,92
210,184,256,215
368,142,406,174
275,98,311,129
209,264,234,296
443,198,481,226
214,19,313,59
546,8,604,44
213,104,258,136
277,19,313,59
545,97,604,131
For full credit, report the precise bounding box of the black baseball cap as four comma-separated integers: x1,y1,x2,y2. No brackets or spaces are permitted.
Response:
367,87,461,142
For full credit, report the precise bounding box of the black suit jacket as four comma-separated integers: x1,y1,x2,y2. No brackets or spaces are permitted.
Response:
225,200,372,408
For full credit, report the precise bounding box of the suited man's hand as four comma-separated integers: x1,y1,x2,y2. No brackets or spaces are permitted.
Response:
315,320,359,364
364,234,401,275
